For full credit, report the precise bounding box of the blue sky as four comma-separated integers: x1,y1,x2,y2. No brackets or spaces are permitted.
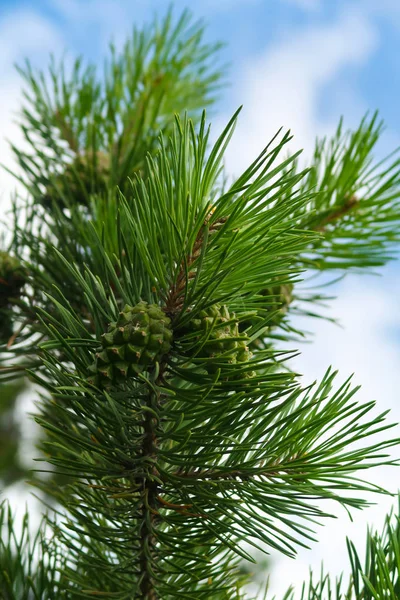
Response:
1,0,400,179
1,1,400,597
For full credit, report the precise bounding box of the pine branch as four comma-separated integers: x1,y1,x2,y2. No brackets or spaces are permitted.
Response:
0,501,66,600
314,194,359,232
139,385,161,599
294,113,400,270
14,113,398,598
248,115,400,336
9,8,225,213
2,11,400,596
274,496,400,600
0,380,27,486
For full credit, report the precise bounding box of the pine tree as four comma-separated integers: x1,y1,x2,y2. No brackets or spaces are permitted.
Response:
0,237,29,487
0,381,27,485
1,9,400,599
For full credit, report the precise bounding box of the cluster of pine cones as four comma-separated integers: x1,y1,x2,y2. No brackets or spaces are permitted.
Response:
87,301,256,388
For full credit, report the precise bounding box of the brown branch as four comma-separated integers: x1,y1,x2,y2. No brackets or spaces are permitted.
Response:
173,468,251,481
7,319,31,349
54,110,79,153
156,496,193,510
155,495,207,519
139,390,159,600
165,211,227,316
315,194,359,232
164,228,204,315
172,455,308,482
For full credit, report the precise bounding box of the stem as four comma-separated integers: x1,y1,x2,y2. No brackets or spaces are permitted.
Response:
54,109,79,153
172,455,307,481
139,389,159,600
314,194,359,232
165,214,227,315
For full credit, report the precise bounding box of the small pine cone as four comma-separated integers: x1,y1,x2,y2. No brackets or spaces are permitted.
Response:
88,301,173,387
182,303,254,377
259,282,294,324
43,151,110,207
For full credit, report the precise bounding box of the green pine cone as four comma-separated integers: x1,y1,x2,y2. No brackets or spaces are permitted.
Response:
0,252,26,309
183,304,253,376
88,301,173,387
240,282,294,348
43,151,110,207
262,282,293,317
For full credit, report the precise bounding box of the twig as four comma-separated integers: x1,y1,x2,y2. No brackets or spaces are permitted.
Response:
165,212,227,315
315,194,359,232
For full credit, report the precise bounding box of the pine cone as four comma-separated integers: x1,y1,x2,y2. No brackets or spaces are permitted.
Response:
261,282,293,320
183,304,253,374
88,302,173,387
240,282,294,344
44,151,110,207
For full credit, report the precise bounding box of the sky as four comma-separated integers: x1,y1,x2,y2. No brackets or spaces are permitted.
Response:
1,0,400,597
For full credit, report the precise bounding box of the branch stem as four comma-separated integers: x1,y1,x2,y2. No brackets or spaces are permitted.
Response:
314,194,359,232
139,390,159,600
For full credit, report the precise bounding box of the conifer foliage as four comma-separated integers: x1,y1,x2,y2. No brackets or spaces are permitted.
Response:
1,8,400,600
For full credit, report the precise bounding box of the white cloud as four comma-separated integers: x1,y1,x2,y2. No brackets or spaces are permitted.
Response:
53,0,261,23
198,0,261,11
0,11,63,218
49,0,151,51
283,0,322,11
218,6,378,176
0,10,61,64
368,0,400,20
266,273,400,597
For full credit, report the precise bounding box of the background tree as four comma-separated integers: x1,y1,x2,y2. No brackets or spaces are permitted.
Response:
0,380,26,485
0,233,30,488
1,8,400,599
